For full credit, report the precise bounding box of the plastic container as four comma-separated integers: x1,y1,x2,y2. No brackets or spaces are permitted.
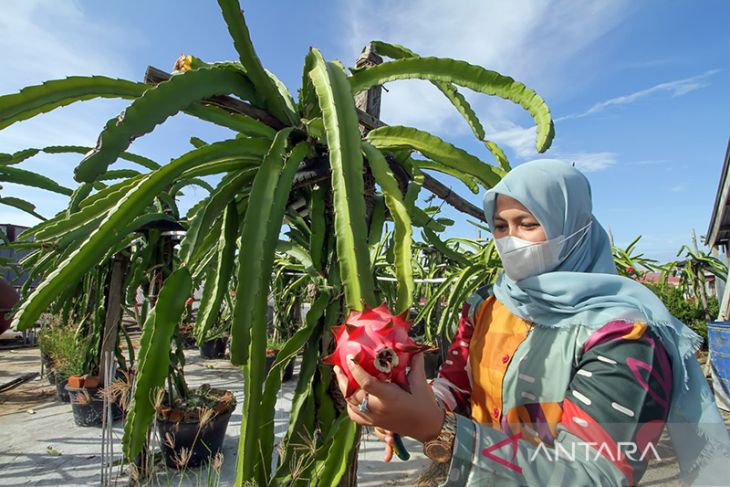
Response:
708,321,730,389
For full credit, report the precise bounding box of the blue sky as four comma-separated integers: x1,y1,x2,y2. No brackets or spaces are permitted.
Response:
1,0,729,262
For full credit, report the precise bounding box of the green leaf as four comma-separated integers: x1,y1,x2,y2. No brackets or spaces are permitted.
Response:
169,177,214,196
24,176,144,242
371,41,488,142
350,57,554,153
123,268,192,460
0,148,40,166
12,139,267,331
43,145,161,171
232,135,310,486
184,103,276,139
258,292,329,483
300,51,322,119
423,228,469,266
194,200,238,343
309,184,326,272
311,419,360,487
75,63,257,183
363,142,413,313
0,76,145,130
230,128,296,364
411,158,479,194
0,166,73,195
367,194,386,261
0,197,45,220
309,47,376,310
216,0,299,126
368,125,504,188
484,140,511,172
179,168,258,265
99,169,142,181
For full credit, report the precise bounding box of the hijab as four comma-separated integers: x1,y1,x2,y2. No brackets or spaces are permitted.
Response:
483,160,730,484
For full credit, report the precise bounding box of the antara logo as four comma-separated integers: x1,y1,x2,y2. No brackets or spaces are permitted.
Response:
481,432,523,474
481,432,662,473
529,441,662,463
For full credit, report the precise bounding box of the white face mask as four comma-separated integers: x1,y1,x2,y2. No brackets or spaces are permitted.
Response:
494,221,592,281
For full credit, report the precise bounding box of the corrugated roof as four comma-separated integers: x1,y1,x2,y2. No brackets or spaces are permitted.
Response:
706,137,730,249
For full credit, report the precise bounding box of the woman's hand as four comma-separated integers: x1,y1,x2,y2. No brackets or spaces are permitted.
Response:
374,427,395,462
333,352,444,446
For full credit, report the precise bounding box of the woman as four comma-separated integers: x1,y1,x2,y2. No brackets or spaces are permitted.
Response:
334,160,730,486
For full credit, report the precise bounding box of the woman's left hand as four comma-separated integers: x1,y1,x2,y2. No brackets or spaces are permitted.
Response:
333,352,444,443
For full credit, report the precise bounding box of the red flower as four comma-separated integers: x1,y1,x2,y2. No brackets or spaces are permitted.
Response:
626,266,635,274
185,297,194,306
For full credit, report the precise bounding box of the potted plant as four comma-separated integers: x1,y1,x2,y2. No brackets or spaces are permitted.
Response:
198,308,231,360
124,268,238,472
265,338,295,382
155,383,236,468
198,326,229,359
37,315,85,402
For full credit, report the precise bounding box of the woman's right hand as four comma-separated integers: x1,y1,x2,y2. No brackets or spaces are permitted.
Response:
373,426,395,462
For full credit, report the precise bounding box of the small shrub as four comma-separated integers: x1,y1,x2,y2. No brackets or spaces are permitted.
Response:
38,316,90,380
645,284,717,347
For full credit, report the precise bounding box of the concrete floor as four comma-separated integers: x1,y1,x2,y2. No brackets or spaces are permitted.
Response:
0,344,725,486
0,346,430,486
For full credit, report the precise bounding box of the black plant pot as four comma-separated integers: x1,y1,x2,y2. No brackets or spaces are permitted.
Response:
55,377,70,402
199,337,228,359
265,353,296,382
283,358,295,382
157,403,235,468
65,385,123,427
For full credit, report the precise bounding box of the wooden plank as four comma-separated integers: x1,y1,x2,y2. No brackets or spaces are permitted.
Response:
99,253,128,385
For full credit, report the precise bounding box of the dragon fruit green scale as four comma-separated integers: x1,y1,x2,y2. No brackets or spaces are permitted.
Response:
323,304,427,397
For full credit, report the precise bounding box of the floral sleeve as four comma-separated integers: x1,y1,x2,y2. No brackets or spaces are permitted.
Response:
441,321,673,487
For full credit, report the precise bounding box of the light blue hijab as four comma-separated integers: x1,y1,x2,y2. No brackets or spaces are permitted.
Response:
483,160,730,484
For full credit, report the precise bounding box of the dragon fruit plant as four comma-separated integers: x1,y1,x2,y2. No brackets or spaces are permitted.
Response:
324,304,428,396
3,0,554,483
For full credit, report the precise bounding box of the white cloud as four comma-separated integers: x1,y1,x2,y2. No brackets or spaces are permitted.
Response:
344,0,633,141
524,153,618,173
0,0,138,92
671,184,686,192
558,70,720,121
0,0,142,194
488,124,537,158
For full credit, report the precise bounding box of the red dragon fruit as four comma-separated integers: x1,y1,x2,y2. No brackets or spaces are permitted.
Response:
323,304,428,397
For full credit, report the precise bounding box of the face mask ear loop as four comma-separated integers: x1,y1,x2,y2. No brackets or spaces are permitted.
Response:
559,221,593,261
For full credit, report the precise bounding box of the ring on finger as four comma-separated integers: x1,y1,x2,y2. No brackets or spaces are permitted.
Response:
357,393,370,414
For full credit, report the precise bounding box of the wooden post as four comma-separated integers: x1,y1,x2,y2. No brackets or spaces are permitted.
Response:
99,253,128,386
356,43,384,228
354,43,383,136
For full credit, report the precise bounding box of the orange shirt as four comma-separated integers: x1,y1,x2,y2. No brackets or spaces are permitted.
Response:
469,296,531,425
